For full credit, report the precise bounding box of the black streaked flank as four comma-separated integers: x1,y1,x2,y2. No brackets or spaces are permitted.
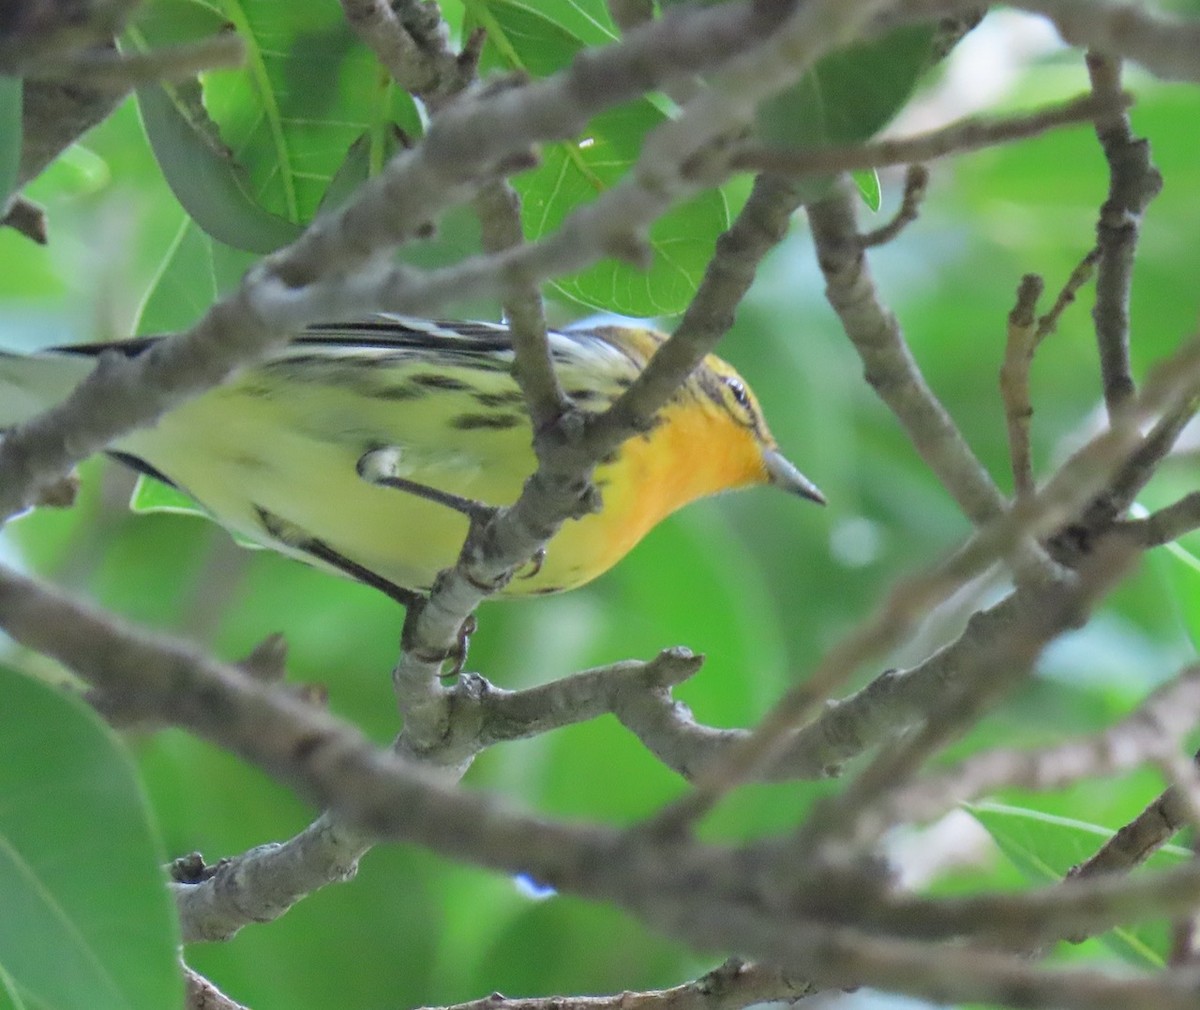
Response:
373,384,425,400
237,382,277,399
473,390,526,408
259,354,334,371
451,413,523,431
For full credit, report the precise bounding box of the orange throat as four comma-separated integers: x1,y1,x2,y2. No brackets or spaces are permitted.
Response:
590,400,765,558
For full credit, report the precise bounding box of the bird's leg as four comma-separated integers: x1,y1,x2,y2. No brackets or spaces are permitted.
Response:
356,446,496,523
360,448,496,670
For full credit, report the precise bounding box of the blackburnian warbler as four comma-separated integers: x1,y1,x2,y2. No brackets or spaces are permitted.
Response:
0,317,823,600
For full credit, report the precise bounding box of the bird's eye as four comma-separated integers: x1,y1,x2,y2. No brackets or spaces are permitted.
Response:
725,376,751,411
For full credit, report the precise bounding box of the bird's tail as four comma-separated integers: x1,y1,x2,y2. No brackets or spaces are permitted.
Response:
0,350,95,428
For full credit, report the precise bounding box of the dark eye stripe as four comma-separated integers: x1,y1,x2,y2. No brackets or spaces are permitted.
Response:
725,376,751,409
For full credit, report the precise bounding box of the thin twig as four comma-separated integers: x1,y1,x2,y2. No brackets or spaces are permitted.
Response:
882,665,1200,831
800,539,1133,853
0,196,48,244
731,91,1132,177
1070,764,1200,881
859,164,929,248
1118,492,1200,547
26,34,245,88
806,178,1009,527
413,960,814,1010
1000,274,1044,500
781,847,1200,948
1086,52,1162,420
1051,392,1200,563
1035,247,1101,345
184,965,252,1010
662,171,811,376
338,0,472,101
472,181,566,433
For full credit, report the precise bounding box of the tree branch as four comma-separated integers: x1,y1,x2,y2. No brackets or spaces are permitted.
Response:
732,89,1130,176
806,177,1008,527
10,563,1200,1010
801,540,1133,853
894,0,1200,84
1118,493,1200,547
882,664,1200,831
414,960,814,1010
1086,52,1162,420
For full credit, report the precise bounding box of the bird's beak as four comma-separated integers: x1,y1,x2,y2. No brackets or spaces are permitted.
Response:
763,449,826,505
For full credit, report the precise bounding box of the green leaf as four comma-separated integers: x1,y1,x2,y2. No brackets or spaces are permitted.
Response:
853,168,881,212
129,474,263,549
0,76,22,205
130,0,421,245
133,81,302,254
968,801,1190,968
527,132,728,315
0,667,181,1010
756,25,934,150
135,217,258,333
0,969,24,1010
318,131,381,215
469,0,728,316
129,473,208,518
186,0,417,223
1155,532,1200,651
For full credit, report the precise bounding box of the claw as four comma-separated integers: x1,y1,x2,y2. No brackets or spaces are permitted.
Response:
517,547,547,580
444,615,477,678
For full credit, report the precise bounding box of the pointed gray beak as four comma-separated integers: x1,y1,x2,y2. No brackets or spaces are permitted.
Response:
763,449,825,505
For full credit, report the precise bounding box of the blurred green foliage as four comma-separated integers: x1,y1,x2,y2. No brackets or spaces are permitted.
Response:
3,3,1200,1010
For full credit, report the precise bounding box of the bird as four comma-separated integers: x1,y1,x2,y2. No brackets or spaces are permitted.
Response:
0,317,824,603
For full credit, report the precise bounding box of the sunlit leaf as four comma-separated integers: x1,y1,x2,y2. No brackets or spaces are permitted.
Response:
468,0,727,316
130,0,420,244
0,668,181,1010
853,168,881,212
968,801,1189,968
135,218,258,333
